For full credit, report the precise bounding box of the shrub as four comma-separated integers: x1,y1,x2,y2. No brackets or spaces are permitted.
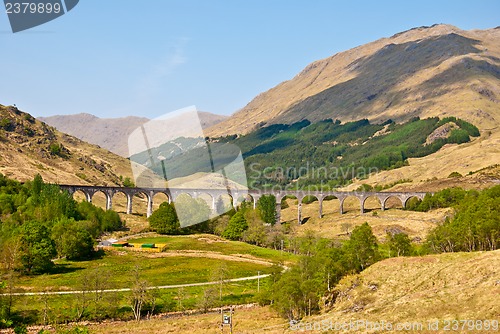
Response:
448,171,462,178
23,126,34,136
387,232,413,256
0,118,12,131
49,143,62,155
122,177,135,188
407,187,471,212
301,195,318,204
102,210,123,232
52,219,95,260
447,129,470,144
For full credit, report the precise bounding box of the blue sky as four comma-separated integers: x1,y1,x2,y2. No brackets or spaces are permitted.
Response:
0,0,499,119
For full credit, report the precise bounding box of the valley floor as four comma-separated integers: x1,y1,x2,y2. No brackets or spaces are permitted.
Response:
7,249,497,334
95,250,500,334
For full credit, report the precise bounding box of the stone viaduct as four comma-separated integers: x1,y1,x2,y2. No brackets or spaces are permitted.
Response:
59,185,428,224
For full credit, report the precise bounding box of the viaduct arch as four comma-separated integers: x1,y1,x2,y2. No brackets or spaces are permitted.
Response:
59,185,428,224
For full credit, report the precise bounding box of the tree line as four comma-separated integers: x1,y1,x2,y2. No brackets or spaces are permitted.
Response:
148,194,278,247
0,173,124,328
219,116,479,189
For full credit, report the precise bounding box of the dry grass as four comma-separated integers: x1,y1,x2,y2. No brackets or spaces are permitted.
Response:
206,25,500,193
0,105,134,185
86,305,287,334
318,250,500,333
280,198,448,241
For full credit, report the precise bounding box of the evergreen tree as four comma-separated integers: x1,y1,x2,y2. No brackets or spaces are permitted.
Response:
257,195,277,225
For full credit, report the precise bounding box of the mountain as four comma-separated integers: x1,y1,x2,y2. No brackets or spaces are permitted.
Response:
0,104,135,185
203,24,500,189
207,24,500,136
39,111,227,157
132,116,484,189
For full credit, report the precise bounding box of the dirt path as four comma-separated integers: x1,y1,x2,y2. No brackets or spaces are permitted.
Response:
1,273,271,296
144,250,276,266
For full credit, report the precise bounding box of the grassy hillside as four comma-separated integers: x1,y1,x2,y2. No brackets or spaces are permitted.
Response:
135,116,480,188
205,25,500,191
322,250,500,329
0,104,134,185
7,234,291,326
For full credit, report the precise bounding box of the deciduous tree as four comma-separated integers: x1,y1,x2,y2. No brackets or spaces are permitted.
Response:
148,202,179,234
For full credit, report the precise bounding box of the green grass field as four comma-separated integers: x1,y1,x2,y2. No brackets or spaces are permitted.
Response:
127,234,298,263
12,278,272,324
9,234,290,324
15,252,273,292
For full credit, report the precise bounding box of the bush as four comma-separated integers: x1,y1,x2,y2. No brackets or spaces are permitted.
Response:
75,200,123,237
357,184,373,192
407,187,471,212
447,129,470,144
48,143,69,158
49,143,62,155
0,118,12,131
448,171,462,178
122,177,135,188
301,195,318,204
387,232,413,257
102,210,123,232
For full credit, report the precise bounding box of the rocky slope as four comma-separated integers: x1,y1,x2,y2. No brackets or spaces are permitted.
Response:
0,104,134,185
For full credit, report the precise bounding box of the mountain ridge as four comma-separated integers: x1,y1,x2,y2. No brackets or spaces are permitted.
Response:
206,24,500,136
39,111,227,157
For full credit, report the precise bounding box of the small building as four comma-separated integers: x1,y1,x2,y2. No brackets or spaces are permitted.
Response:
98,238,118,247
